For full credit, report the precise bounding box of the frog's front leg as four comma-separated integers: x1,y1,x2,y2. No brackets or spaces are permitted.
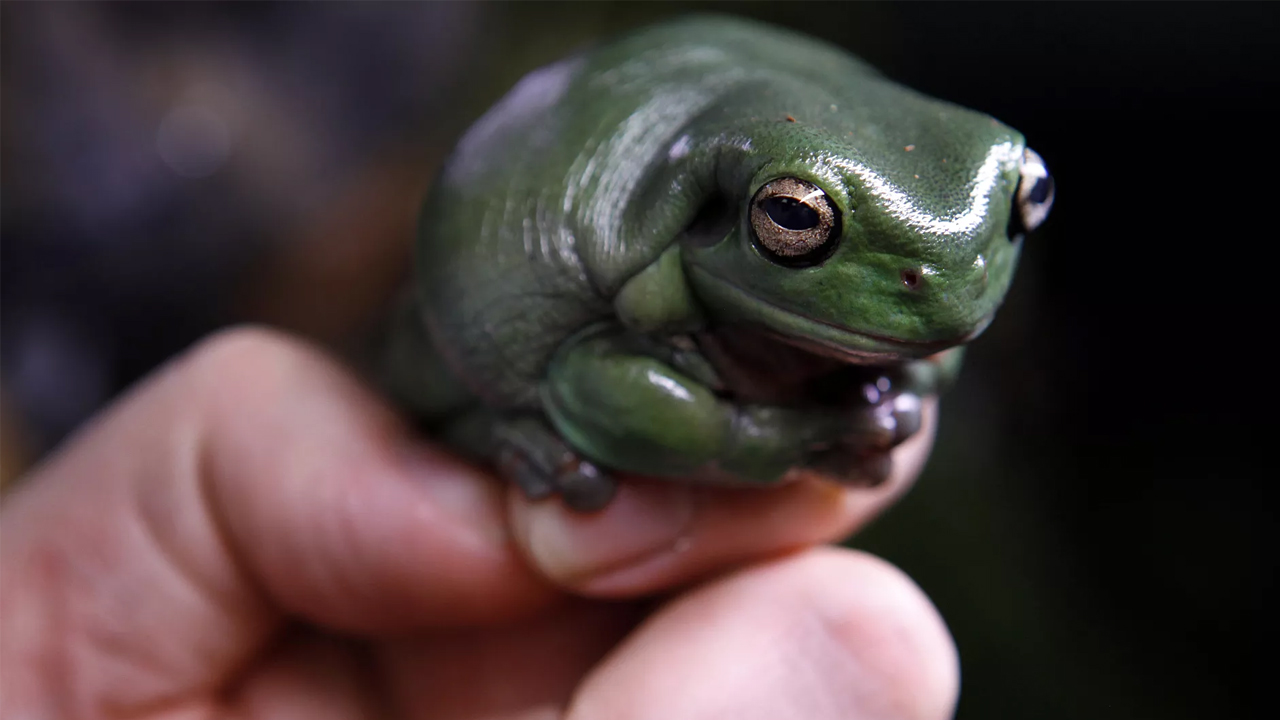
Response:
541,324,849,486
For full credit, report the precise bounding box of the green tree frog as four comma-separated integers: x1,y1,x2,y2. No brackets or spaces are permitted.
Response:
384,16,1054,511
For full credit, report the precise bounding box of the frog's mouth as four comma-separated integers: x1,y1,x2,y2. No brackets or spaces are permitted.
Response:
686,266,986,366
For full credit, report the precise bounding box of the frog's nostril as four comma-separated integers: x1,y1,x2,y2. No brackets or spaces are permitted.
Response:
900,268,922,291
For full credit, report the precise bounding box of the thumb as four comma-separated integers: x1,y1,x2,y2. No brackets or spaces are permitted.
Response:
1,328,557,718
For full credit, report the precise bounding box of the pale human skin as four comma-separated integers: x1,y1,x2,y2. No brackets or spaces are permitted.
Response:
0,328,958,720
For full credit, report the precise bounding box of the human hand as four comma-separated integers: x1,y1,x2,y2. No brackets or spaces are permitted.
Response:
1,328,958,719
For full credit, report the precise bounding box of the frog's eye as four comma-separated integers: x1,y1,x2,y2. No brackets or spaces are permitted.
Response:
1009,148,1054,239
749,177,841,266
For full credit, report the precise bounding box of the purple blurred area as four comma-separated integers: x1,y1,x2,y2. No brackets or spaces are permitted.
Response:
1,2,493,448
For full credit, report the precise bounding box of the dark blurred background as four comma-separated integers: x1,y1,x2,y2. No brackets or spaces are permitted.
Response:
1,2,1269,717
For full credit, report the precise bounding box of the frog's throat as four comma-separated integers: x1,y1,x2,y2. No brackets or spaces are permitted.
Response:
686,266,981,365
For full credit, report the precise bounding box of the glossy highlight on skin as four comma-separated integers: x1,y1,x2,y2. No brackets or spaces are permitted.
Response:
824,141,1022,237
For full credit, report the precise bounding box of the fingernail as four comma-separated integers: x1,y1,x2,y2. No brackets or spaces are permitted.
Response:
511,481,694,585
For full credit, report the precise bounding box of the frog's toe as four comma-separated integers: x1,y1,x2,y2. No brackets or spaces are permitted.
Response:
555,459,617,512
885,392,923,446
492,415,619,511
848,389,924,451
497,445,557,500
499,444,616,511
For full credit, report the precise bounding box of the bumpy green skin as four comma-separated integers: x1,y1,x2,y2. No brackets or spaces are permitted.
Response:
389,16,1037,510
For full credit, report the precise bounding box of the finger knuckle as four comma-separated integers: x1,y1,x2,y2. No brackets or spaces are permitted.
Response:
178,325,315,394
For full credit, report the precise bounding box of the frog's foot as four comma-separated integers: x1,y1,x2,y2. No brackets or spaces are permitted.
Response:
849,386,924,451
494,416,617,512
806,382,924,487
807,446,894,487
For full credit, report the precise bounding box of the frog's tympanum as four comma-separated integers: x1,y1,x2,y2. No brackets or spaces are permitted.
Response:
384,16,1053,511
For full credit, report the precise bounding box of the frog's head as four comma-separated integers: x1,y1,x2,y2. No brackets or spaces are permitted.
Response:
681,111,1053,364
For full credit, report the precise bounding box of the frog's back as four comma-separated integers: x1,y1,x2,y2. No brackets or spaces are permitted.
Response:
413,16,991,409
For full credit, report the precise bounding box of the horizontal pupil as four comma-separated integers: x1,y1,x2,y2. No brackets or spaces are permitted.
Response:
761,196,820,231
1028,177,1053,204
